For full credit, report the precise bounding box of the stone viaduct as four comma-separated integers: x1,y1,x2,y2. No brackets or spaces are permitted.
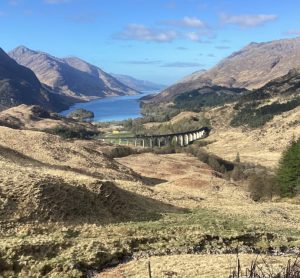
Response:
101,127,210,148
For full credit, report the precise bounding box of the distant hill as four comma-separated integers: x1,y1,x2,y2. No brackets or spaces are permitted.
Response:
151,36,300,102
111,73,166,92
0,48,76,112
256,67,300,97
229,67,300,128
9,46,139,100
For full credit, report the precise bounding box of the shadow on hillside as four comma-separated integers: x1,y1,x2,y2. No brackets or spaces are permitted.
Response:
0,144,169,185
2,175,186,225
0,144,108,180
0,145,186,224
139,176,168,186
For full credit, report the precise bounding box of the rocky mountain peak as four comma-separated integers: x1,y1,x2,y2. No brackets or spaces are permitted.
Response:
151,36,300,102
9,46,139,99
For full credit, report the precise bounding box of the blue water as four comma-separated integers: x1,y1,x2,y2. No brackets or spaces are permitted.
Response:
61,92,154,122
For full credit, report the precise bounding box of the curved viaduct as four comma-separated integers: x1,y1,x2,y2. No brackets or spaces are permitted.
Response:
101,127,210,148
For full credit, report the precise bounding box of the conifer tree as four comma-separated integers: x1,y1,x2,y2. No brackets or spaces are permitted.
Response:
277,139,300,197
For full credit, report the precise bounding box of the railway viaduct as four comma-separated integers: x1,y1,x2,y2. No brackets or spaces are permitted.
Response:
101,127,210,148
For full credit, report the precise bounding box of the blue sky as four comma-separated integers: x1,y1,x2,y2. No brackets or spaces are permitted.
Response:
0,0,300,85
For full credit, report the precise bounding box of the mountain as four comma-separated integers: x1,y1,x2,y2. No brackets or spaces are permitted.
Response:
152,36,300,102
9,46,139,100
111,73,166,92
228,67,300,128
0,48,76,112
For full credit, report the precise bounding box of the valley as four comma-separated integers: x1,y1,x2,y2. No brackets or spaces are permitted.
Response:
0,123,299,277
61,91,155,122
1,26,300,278
0,85,300,276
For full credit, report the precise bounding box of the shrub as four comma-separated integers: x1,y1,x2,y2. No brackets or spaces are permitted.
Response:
184,146,234,173
231,98,300,128
103,146,138,158
67,108,94,121
248,171,279,201
230,165,244,181
47,126,99,139
173,86,246,112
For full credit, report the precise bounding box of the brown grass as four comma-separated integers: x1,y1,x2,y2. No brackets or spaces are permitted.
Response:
0,114,300,277
98,254,298,278
202,105,300,168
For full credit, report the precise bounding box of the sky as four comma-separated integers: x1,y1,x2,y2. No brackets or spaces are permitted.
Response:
0,0,300,85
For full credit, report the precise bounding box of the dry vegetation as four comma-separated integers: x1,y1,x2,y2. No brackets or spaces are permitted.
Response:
202,104,300,168
0,104,98,134
0,103,300,277
99,254,298,278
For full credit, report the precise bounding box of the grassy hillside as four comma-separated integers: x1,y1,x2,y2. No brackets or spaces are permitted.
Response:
0,89,300,277
1,141,300,277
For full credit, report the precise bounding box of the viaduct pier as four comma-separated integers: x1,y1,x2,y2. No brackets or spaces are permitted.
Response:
100,127,210,148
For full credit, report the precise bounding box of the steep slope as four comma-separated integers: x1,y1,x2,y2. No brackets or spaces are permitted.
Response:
0,48,75,112
153,36,300,102
0,125,167,223
111,73,166,92
9,46,139,100
257,67,300,96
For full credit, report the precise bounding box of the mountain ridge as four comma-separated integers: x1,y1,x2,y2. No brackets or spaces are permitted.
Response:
9,46,139,100
151,36,300,102
0,47,76,112
111,73,166,92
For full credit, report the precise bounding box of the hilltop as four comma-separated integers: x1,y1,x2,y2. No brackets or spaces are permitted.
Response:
0,48,76,112
151,36,300,102
9,46,139,100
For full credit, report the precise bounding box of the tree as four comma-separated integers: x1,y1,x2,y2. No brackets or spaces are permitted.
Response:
231,165,243,181
67,109,94,121
277,139,300,197
235,152,241,163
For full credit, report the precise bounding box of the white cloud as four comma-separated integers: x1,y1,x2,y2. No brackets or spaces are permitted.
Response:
182,16,206,28
114,24,178,43
220,13,278,27
177,46,188,50
283,29,300,36
178,16,206,28
185,32,202,41
184,31,215,42
163,16,206,28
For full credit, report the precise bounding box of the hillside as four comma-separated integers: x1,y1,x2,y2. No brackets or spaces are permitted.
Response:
152,36,300,102
111,73,166,92
0,48,76,112
0,125,170,223
1,126,299,277
0,104,98,133
0,100,299,276
9,46,139,100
